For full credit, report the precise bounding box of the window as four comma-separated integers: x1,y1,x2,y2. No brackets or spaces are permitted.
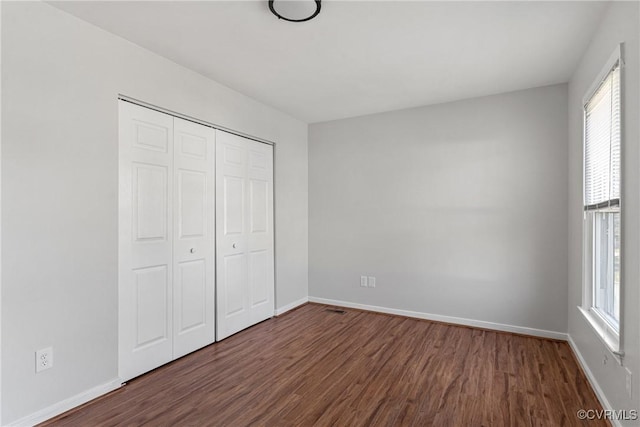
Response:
581,46,623,355
592,211,620,328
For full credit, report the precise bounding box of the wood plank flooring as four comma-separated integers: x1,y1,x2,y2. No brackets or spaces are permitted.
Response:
43,303,607,426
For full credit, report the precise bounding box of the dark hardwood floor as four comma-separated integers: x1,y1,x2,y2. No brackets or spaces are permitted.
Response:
43,303,607,426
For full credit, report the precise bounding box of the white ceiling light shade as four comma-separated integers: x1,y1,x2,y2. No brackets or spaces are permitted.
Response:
269,0,321,22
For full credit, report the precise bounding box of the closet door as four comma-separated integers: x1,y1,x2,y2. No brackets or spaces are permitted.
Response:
172,118,215,358
119,101,174,381
246,140,275,325
119,102,216,382
216,131,274,340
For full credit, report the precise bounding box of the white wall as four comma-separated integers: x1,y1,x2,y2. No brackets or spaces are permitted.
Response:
567,1,640,421
309,84,568,334
1,2,308,423
0,2,3,423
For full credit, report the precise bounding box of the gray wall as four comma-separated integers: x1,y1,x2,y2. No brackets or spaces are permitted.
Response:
1,2,308,423
567,1,640,420
309,84,568,334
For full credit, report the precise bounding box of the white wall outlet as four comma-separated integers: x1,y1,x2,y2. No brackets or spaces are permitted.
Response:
36,347,53,373
626,368,632,398
360,276,368,287
368,276,376,288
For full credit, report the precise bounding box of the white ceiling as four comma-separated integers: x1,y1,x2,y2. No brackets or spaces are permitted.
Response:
51,1,609,123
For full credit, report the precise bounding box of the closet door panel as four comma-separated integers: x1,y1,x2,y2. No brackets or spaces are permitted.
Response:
177,170,206,238
216,132,251,339
216,131,273,340
176,260,206,330
120,104,217,380
119,101,174,382
224,176,245,235
224,253,248,315
249,250,269,306
133,266,170,348
134,164,168,240
173,117,215,359
247,140,274,324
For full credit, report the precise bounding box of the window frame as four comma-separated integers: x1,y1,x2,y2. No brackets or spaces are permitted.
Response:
580,44,625,360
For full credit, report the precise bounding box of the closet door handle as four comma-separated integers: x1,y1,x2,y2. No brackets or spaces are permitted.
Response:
232,243,237,249
190,248,196,253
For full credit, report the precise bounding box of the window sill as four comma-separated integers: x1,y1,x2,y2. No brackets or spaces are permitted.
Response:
578,306,624,364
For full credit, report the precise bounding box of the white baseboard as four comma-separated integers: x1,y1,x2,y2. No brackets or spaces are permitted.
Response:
7,378,121,427
275,297,309,316
308,296,568,340
567,335,621,427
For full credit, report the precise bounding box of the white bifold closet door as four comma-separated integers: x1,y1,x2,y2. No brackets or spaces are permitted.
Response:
119,101,215,382
216,130,274,340
172,118,215,359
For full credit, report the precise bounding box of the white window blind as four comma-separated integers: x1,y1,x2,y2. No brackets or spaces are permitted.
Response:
584,62,621,210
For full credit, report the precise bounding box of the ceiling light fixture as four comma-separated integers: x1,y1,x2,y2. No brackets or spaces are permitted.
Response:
269,0,321,22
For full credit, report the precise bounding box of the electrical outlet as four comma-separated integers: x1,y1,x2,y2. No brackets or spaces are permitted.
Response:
626,368,632,398
368,276,376,288
360,276,368,287
36,347,53,373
